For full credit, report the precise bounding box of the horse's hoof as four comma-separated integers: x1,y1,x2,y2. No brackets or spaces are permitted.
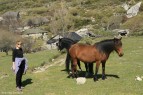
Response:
93,77,98,81
67,75,71,78
68,71,72,74
67,73,72,78
85,73,93,78
102,76,107,80
75,74,79,78
85,72,89,78
72,74,78,79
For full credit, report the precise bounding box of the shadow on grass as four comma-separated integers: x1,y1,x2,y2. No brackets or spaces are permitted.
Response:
66,71,120,79
22,78,33,87
61,69,67,72
97,74,120,79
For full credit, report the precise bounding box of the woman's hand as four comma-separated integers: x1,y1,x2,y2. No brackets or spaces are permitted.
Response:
12,62,15,70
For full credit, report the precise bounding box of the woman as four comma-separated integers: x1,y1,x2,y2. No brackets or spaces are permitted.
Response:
12,41,28,91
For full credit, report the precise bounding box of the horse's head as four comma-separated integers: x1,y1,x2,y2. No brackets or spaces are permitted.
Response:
56,38,64,51
114,37,124,57
57,38,76,51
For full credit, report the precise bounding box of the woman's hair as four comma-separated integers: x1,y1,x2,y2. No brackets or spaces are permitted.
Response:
16,40,22,45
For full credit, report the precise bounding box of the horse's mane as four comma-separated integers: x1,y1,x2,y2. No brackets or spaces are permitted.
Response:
94,39,115,54
61,38,77,44
95,39,114,44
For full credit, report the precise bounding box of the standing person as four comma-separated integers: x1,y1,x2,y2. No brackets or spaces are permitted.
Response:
12,41,28,91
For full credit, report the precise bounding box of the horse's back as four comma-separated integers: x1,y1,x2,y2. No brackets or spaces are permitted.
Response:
69,43,101,62
69,43,95,52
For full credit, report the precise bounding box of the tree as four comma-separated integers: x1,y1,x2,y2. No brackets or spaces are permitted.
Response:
21,37,34,53
0,29,18,55
106,15,123,30
1,11,21,32
0,28,34,55
49,0,74,36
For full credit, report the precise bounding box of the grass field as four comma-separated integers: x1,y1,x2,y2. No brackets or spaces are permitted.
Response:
0,36,143,95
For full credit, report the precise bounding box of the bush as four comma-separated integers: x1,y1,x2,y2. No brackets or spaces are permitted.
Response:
139,2,143,12
27,7,48,15
21,37,34,53
79,37,93,45
74,17,91,28
121,14,143,34
23,1,34,7
130,31,143,36
93,28,114,37
69,7,79,16
0,29,19,55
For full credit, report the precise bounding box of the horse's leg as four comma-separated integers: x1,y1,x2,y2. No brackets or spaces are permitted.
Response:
85,63,89,77
102,61,107,80
71,59,78,78
65,53,71,73
85,63,93,77
77,59,82,71
94,61,100,81
89,63,93,75
84,63,88,72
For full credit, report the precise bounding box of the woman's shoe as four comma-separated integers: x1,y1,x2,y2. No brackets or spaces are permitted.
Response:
21,86,24,89
16,87,22,91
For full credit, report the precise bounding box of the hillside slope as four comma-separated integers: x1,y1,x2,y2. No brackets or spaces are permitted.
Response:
0,0,143,35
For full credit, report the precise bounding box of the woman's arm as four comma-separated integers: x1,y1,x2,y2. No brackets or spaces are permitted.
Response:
12,49,16,62
12,49,16,70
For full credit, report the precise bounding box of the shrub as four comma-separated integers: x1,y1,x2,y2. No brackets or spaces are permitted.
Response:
131,31,143,36
93,28,114,37
21,37,34,53
27,7,48,15
69,7,79,16
79,37,93,45
121,14,143,34
0,29,19,55
139,2,143,12
23,1,34,7
40,61,46,66
74,17,91,28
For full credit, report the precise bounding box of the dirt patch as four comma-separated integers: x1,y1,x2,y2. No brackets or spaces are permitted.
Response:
32,58,65,73
0,73,9,79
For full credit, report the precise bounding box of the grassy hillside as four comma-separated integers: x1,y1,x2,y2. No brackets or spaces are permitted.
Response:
0,36,143,95
1,0,143,35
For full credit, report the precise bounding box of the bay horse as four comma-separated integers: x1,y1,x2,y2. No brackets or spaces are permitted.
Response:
69,37,124,81
57,38,93,76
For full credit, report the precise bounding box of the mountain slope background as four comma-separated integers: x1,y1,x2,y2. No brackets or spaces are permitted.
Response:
0,0,143,35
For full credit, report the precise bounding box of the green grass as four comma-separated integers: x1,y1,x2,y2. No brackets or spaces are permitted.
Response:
0,49,61,75
0,36,143,95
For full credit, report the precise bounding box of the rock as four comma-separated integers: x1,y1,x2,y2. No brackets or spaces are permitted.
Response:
52,59,55,62
126,2,142,18
112,29,129,37
0,17,4,21
135,76,142,81
122,3,130,11
76,77,86,85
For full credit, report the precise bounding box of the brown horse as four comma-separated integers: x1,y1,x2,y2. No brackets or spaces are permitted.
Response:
69,37,124,81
